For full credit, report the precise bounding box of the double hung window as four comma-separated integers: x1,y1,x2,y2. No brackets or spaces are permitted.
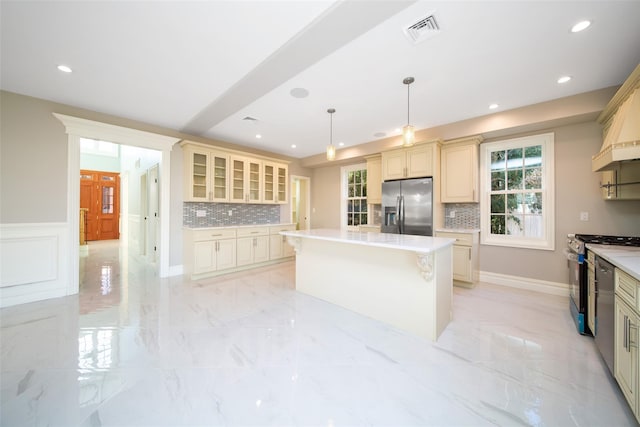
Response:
480,133,555,250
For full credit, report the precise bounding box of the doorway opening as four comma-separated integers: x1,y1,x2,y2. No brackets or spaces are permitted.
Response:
79,137,162,291
291,175,311,230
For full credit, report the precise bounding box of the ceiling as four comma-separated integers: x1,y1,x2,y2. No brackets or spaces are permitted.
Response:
2,1,640,160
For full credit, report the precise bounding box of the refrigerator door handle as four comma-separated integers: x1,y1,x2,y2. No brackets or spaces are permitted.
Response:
399,195,404,234
396,196,401,233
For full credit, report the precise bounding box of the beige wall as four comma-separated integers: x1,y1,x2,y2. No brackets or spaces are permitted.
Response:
481,122,640,284
1,91,69,222
0,90,312,266
310,164,343,229
307,120,640,285
3,89,639,286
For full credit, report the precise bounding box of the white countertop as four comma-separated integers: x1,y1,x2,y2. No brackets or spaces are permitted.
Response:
185,223,294,230
586,244,640,281
280,228,455,254
435,228,480,234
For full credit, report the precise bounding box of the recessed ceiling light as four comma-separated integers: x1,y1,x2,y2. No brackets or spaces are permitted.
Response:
255,134,262,139
489,103,499,110
291,144,296,149
338,142,344,147
557,76,572,84
571,20,591,33
57,65,72,73
394,128,402,133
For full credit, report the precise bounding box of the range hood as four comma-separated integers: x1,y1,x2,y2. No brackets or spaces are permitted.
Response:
592,64,640,172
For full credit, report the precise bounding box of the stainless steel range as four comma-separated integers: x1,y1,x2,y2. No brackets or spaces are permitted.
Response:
566,234,640,336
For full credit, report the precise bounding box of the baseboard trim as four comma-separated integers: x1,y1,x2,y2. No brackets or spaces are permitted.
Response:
479,270,569,297
168,264,184,277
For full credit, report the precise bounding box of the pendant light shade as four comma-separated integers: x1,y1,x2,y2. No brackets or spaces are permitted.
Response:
326,108,336,161
402,77,415,147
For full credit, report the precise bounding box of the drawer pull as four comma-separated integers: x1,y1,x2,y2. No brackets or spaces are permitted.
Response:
211,233,222,237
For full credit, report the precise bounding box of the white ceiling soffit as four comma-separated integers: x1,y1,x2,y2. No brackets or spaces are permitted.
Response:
181,0,417,135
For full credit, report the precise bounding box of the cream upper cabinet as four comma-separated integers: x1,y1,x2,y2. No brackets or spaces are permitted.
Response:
382,142,436,181
181,141,288,205
365,154,382,204
263,162,288,204
230,156,262,203
440,136,482,203
183,147,230,202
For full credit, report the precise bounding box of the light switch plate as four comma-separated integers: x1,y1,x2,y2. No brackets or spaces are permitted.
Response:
580,211,589,221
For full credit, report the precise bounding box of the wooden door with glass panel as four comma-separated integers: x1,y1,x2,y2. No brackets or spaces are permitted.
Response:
80,169,120,241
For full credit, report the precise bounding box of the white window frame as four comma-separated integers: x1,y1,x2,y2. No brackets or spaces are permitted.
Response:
340,163,367,230
479,132,555,250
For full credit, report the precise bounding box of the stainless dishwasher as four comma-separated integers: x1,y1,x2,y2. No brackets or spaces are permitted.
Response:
594,255,615,374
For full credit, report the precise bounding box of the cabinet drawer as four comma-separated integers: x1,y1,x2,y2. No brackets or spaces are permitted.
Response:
616,268,639,310
269,224,296,235
237,226,269,237
191,228,237,242
436,231,473,246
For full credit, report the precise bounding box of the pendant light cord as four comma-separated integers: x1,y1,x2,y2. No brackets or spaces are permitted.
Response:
407,83,410,125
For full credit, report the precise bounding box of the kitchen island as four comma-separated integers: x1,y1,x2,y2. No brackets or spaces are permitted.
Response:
280,229,455,341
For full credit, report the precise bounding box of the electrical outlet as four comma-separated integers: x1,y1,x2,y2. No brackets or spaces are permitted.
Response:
196,210,206,217
228,210,233,216
580,211,589,221
449,210,456,218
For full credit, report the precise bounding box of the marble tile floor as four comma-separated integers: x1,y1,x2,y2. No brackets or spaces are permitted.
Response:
1,239,637,426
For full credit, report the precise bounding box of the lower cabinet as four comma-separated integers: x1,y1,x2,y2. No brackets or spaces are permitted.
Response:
269,224,296,260
185,228,238,275
614,268,640,423
435,230,479,287
237,227,270,266
184,224,295,279
615,295,638,414
193,239,237,274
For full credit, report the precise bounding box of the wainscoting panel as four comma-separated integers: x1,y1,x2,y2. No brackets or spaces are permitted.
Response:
0,223,70,308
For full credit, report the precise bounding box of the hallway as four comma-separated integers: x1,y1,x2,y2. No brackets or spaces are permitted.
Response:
1,240,636,426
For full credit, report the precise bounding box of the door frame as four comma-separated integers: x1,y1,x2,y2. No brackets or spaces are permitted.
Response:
290,175,311,230
54,113,180,297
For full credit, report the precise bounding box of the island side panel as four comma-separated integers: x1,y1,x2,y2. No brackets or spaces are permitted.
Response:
293,237,452,341
434,245,453,339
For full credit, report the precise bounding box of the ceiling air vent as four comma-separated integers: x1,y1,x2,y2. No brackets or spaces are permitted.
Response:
404,13,440,44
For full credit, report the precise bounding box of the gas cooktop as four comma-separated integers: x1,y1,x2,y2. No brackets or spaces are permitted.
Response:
574,234,640,247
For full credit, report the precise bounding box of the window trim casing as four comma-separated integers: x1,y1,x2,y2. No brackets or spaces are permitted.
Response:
479,132,555,251
340,162,367,230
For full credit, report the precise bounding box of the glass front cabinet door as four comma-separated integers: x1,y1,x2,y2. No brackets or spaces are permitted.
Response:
184,147,229,202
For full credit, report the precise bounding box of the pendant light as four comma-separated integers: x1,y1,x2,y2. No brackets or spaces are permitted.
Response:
326,108,336,161
402,77,415,147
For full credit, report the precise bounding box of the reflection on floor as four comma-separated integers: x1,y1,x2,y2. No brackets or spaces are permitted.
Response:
1,239,637,426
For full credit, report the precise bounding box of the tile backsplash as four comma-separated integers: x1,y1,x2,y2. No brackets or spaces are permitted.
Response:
444,203,480,229
183,203,280,228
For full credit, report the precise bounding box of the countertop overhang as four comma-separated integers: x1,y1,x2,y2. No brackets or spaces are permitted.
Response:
279,229,455,254
586,244,640,281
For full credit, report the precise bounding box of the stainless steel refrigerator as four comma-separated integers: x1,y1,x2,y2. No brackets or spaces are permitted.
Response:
381,177,433,236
